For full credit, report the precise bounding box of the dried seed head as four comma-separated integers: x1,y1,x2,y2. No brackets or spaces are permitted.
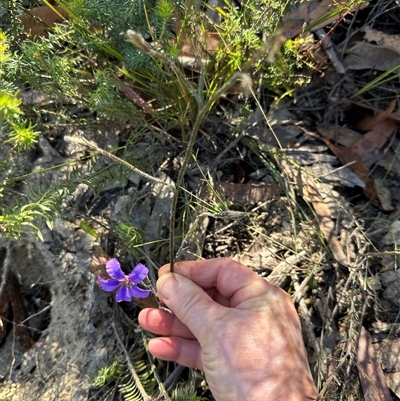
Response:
237,73,253,98
125,30,153,53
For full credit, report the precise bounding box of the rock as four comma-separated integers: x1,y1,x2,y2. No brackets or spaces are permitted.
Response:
380,269,400,307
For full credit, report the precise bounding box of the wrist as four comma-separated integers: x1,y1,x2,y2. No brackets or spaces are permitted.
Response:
244,374,318,401
208,372,318,401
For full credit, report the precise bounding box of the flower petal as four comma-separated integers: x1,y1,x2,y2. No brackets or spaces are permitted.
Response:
116,286,132,302
130,285,151,299
98,277,121,292
106,258,125,280
128,263,149,283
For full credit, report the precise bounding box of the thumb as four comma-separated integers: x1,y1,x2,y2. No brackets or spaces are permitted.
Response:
157,273,220,339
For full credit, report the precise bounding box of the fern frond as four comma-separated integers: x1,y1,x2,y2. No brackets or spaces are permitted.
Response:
115,223,144,257
112,322,155,401
119,378,146,401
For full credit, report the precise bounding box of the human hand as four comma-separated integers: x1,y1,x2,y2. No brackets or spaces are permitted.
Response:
138,258,318,401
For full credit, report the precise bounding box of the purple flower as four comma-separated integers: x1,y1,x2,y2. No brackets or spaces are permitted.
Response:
98,258,151,302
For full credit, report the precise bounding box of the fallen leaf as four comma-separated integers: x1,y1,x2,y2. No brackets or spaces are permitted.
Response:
276,158,349,267
18,6,69,38
351,102,399,176
89,246,111,280
364,26,400,55
316,123,363,146
351,118,398,167
371,335,400,373
344,42,400,71
316,121,400,178
356,326,392,401
356,100,396,131
302,125,395,210
215,182,282,203
173,1,220,58
254,125,303,148
347,100,400,124
174,0,369,62
266,251,307,288
374,178,395,212
118,83,157,116
317,136,379,203
283,0,369,38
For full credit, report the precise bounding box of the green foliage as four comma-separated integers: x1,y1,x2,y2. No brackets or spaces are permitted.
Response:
0,186,64,240
0,90,22,121
119,355,157,401
91,360,122,387
5,120,40,150
171,385,208,401
0,29,48,238
266,35,315,96
115,222,144,257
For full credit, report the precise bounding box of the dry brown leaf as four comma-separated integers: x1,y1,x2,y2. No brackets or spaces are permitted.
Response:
347,100,400,123
371,335,400,397
351,118,398,166
215,182,282,203
374,178,395,212
118,83,157,116
317,137,370,183
352,102,399,171
174,0,369,60
308,123,395,209
266,251,307,288
316,120,400,178
356,100,396,131
173,0,221,57
252,125,303,148
344,42,400,71
364,26,400,55
356,326,392,401
283,0,369,38
275,158,348,267
316,136,381,205
18,6,69,38
316,123,363,146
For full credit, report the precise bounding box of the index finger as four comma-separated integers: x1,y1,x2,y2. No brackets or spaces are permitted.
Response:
159,258,274,308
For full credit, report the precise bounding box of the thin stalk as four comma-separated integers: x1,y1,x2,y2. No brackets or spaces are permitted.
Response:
125,31,251,272
168,71,250,272
65,136,171,187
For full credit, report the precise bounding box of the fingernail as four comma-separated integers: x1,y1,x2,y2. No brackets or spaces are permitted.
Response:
157,274,179,300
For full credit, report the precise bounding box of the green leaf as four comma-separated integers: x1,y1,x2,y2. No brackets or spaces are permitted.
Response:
79,220,99,238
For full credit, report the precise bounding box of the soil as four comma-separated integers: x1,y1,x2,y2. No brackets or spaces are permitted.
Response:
1,1,400,400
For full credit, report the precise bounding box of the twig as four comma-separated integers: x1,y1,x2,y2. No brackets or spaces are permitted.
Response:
0,245,11,298
315,29,346,74
140,331,172,401
292,272,321,356
65,135,171,187
267,250,306,288
164,364,185,391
